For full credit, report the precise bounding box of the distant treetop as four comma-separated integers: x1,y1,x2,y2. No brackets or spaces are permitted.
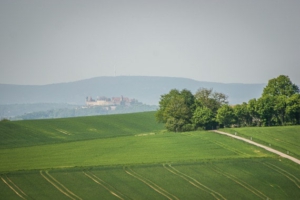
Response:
262,75,299,97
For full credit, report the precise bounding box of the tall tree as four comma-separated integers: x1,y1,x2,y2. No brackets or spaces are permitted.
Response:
256,96,276,126
192,106,215,130
216,105,235,128
156,89,194,132
180,89,196,120
261,75,299,125
234,102,252,127
156,89,180,124
193,88,228,130
194,88,228,113
262,75,299,97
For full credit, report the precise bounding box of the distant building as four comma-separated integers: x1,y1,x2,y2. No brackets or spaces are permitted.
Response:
86,96,137,107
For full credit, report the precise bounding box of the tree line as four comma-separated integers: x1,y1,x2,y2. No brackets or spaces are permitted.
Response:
156,75,300,132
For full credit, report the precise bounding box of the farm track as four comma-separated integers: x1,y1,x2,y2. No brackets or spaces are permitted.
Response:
263,162,300,188
211,166,270,200
83,171,126,200
1,175,28,199
213,130,300,165
124,167,179,200
40,170,82,200
163,164,226,200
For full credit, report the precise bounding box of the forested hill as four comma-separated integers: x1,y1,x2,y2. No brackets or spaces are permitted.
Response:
0,76,265,105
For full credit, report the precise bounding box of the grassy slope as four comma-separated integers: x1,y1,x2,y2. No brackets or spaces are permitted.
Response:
222,126,300,159
0,131,272,172
1,112,300,199
0,111,164,149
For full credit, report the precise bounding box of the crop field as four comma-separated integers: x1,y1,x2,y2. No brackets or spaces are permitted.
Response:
1,112,300,199
0,111,164,149
0,130,273,172
1,159,300,200
223,126,300,159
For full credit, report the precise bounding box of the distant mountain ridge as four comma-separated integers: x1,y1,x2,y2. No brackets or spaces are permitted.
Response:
0,76,266,105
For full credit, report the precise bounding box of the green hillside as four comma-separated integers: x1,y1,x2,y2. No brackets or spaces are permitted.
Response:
0,111,163,148
1,112,300,199
223,126,300,159
0,131,272,172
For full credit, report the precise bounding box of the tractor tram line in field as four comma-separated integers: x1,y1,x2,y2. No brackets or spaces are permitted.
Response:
40,170,82,200
1,175,28,200
82,171,126,200
163,164,226,200
211,166,270,200
263,162,300,189
124,167,179,200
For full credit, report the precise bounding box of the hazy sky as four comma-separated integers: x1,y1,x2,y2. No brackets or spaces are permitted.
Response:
1,0,299,85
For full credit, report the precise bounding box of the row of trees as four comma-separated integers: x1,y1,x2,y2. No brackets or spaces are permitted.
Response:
231,75,300,127
156,75,300,132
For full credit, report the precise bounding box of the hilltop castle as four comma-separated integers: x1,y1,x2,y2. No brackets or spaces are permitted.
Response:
85,96,137,107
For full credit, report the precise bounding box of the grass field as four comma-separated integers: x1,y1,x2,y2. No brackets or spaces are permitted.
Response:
0,111,164,149
223,126,300,159
0,130,272,172
1,112,300,199
1,159,300,200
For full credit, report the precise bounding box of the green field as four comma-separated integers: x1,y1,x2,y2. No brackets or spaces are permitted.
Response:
1,159,300,200
0,112,164,149
223,126,300,159
1,112,300,199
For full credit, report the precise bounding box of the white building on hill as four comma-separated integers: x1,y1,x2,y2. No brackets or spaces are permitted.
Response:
86,96,137,107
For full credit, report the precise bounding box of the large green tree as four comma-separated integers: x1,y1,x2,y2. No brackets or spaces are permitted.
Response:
262,75,299,97
192,106,215,130
194,88,228,113
233,102,252,126
256,95,276,126
156,89,195,132
216,105,235,128
193,88,228,130
156,90,175,123
260,75,299,125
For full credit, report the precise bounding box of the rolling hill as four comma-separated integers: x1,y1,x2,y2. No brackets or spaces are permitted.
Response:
0,76,265,105
1,112,300,199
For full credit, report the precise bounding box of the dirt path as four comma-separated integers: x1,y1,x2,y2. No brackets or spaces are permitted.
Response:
212,130,300,165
